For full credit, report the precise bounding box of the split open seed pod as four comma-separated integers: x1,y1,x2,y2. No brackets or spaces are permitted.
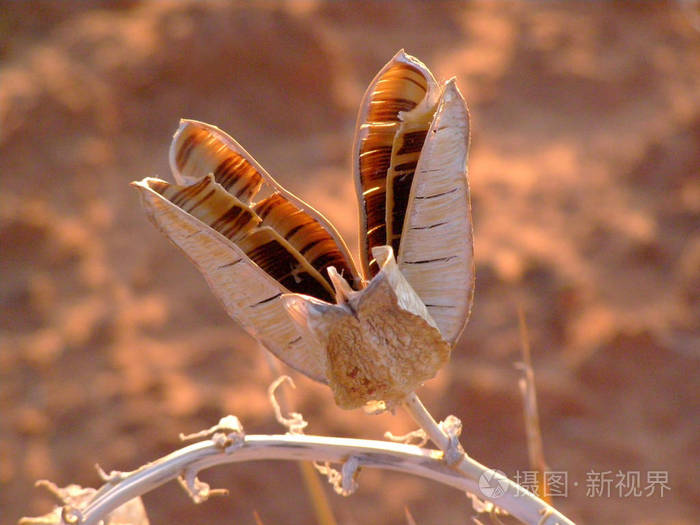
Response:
132,50,473,409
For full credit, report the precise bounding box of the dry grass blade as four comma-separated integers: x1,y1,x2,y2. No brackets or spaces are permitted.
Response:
516,306,550,504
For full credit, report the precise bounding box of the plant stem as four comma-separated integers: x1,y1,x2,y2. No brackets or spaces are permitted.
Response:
402,392,576,525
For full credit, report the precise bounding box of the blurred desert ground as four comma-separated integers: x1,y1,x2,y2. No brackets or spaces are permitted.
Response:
1,1,699,524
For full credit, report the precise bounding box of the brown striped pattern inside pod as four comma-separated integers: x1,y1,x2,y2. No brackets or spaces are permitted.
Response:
237,228,334,303
173,125,263,203
358,62,429,277
366,63,429,122
149,176,335,303
149,176,260,241
254,193,359,290
386,126,430,254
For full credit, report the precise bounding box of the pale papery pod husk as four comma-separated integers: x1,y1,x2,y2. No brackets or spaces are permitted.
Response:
132,175,330,382
283,246,450,410
397,79,474,346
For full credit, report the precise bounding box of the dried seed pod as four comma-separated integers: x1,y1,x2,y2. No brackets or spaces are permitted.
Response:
133,51,473,409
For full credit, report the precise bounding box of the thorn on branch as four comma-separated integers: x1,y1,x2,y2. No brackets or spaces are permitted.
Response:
439,415,465,465
268,375,308,434
96,465,130,484
341,456,360,494
314,456,361,496
178,466,229,504
384,428,429,447
466,492,497,515
180,415,245,452
61,506,83,525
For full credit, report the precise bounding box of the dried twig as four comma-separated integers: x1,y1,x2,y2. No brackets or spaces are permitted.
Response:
402,393,573,525
22,398,576,525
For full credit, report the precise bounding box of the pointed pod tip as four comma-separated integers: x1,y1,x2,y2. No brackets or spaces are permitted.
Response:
130,177,172,198
177,118,198,127
391,49,426,71
130,177,156,189
442,78,464,100
174,118,195,136
130,178,163,213
436,80,468,125
393,48,408,61
174,119,219,137
370,245,395,268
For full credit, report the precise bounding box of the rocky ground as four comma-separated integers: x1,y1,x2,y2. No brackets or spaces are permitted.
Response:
1,2,699,524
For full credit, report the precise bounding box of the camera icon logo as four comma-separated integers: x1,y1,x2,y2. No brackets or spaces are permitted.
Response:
478,469,509,499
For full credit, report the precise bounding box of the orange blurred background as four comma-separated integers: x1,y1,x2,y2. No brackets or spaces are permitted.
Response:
1,2,698,524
